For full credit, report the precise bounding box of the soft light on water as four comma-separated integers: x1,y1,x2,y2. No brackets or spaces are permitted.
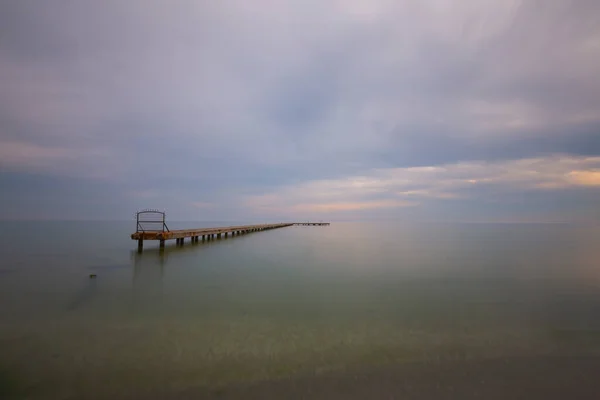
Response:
1,221,600,397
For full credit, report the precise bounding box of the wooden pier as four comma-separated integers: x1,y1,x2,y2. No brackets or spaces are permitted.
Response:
131,210,329,252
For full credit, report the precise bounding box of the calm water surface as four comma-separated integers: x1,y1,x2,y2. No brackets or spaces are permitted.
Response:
1,221,599,398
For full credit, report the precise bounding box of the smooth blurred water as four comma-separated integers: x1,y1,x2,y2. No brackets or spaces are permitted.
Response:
1,221,600,398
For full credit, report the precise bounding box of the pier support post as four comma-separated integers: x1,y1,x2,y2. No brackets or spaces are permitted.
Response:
159,240,165,250
225,232,228,238
138,239,143,252
217,233,221,239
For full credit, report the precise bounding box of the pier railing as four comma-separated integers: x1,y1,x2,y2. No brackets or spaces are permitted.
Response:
136,210,170,233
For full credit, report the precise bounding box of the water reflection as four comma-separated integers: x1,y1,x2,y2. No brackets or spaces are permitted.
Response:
65,278,97,311
131,249,166,279
130,250,166,314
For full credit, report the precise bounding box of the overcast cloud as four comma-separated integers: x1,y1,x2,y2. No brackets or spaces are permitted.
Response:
1,0,599,221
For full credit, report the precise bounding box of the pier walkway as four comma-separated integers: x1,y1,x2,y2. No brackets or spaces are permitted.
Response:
131,210,329,251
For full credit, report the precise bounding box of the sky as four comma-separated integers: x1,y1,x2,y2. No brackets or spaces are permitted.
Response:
1,0,599,222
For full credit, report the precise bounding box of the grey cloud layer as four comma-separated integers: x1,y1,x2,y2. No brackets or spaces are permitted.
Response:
1,0,599,220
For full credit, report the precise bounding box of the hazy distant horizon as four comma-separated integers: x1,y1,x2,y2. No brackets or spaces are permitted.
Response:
0,217,595,224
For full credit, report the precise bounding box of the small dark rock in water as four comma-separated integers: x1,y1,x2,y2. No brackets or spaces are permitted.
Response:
89,274,97,279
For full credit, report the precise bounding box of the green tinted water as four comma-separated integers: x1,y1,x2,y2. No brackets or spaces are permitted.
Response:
1,221,599,398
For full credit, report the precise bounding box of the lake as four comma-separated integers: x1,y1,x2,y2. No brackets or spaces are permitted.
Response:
1,221,600,398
